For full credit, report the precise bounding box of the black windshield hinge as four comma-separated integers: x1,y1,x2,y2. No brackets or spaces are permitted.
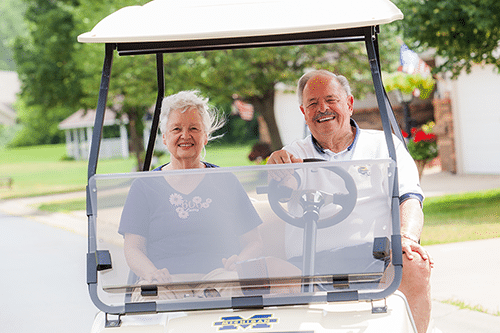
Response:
327,290,359,302
231,295,264,309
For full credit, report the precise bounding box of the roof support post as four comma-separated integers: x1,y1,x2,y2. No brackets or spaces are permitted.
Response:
143,53,165,171
88,43,115,180
364,27,403,295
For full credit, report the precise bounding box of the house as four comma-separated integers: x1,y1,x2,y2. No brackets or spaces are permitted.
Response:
436,63,500,175
58,107,168,161
58,109,129,160
0,71,20,126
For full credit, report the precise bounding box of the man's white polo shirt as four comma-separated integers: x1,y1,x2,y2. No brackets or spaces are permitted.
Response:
283,120,424,204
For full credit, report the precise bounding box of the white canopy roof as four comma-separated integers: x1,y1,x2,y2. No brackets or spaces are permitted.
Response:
78,0,403,44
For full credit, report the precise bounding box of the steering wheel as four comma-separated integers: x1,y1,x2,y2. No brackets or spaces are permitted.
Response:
261,158,357,229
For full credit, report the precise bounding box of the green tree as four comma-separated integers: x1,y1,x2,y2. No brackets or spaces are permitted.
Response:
0,0,27,70
11,0,83,146
161,43,383,151
74,0,401,155
396,0,500,77
12,0,401,162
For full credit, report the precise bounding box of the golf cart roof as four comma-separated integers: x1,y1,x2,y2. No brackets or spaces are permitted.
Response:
77,0,402,44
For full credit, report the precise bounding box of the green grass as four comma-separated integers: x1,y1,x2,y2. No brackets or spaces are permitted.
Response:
421,189,500,245
38,198,87,213
0,143,254,199
442,299,500,316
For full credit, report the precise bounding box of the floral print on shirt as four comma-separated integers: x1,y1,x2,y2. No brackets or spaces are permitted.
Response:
169,193,212,219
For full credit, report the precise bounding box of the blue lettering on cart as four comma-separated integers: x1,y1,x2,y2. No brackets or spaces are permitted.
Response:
213,314,278,330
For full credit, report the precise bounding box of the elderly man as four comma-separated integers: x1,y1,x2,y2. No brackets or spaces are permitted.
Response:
268,69,434,333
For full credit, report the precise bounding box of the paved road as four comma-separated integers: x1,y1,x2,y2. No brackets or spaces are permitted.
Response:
0,213,97,333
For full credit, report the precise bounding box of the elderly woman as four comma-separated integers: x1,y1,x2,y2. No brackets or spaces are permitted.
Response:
118,91,263,297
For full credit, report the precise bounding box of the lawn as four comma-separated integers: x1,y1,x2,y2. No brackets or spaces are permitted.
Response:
0,143,254,199
421,189,500,245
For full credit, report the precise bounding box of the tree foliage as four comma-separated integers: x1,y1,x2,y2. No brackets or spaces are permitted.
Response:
158,44,375,151
395,0,500,77
11,0,83,146
11,0,401,158
0,0,27,70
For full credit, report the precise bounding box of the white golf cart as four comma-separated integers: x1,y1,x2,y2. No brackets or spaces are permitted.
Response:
80,1,421,332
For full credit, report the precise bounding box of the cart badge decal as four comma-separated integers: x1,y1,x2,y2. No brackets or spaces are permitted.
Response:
214,314,278,330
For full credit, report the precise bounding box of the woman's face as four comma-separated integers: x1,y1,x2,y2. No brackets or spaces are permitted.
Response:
163,107,208,165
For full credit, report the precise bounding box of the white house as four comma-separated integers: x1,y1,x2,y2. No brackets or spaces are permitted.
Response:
439,63,500,175
0,71,20,126
58,109,129,160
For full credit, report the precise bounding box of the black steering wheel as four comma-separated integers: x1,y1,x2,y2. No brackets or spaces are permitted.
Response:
261,158,357,229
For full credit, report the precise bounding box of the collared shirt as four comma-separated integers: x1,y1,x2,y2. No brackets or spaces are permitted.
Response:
284,119,424,205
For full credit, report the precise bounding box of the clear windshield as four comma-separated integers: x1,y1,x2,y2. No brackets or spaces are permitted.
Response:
88,159,396,311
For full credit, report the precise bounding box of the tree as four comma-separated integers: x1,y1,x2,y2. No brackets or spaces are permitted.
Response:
167,43,381,151
11,0,83,146
75,0,155,169
395,0,500,77
12,0,401,162
0,0,27,70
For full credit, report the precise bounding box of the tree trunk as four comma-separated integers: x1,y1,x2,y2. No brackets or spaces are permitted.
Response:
250,88,283,152
127,109,145,171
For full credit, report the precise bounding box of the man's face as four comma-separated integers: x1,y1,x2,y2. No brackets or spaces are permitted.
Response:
300,75,354,139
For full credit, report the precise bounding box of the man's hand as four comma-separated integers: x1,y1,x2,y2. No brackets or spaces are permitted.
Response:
402,238,435,268
266,150,302,182
266,150,303,164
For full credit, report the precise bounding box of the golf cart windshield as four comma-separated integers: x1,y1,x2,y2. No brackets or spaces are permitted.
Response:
80,0,406,317
88,160,396,313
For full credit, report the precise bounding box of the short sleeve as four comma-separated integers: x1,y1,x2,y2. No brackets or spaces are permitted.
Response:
118,179,151,237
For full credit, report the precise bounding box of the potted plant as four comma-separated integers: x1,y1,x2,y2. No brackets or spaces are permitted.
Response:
403,121,438,179
383,71,435,100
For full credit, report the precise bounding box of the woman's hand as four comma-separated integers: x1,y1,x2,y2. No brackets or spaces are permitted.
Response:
222,255,239,271
402,238,435,268
144,268,173,284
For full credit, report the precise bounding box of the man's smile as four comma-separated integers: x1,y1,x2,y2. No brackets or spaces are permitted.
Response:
314,112,336,123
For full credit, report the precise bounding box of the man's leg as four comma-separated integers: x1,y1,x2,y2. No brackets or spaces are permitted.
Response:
399,255,432,333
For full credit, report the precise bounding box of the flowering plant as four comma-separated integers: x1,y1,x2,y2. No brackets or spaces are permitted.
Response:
383,72,436,99
403,121,438,161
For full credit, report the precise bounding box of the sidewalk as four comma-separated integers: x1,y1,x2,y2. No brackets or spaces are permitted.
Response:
420,168,500,197
1,170,499,333
427,238,500,333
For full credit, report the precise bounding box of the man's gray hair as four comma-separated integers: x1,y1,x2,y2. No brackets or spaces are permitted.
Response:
160,90,225,142
297,70,352,105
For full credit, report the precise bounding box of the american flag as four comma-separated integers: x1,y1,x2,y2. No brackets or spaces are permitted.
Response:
399,43,431,77
234,99,254,121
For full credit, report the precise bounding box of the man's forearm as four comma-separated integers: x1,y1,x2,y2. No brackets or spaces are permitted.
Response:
399,198,424,242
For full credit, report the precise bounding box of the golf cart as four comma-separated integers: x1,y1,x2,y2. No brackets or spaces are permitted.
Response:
80,0,420,332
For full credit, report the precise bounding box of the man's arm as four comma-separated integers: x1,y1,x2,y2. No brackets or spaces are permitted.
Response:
399,198,434,267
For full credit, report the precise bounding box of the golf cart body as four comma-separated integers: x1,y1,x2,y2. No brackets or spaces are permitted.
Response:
80,0,416,331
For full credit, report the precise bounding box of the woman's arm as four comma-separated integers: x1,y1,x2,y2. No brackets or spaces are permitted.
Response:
124,233,172,283
222,228,263,271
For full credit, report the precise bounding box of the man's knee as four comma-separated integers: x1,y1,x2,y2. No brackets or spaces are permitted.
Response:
400,255,431,291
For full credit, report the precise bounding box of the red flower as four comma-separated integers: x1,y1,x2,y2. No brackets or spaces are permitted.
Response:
413,130,426,143
413,130,436,143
